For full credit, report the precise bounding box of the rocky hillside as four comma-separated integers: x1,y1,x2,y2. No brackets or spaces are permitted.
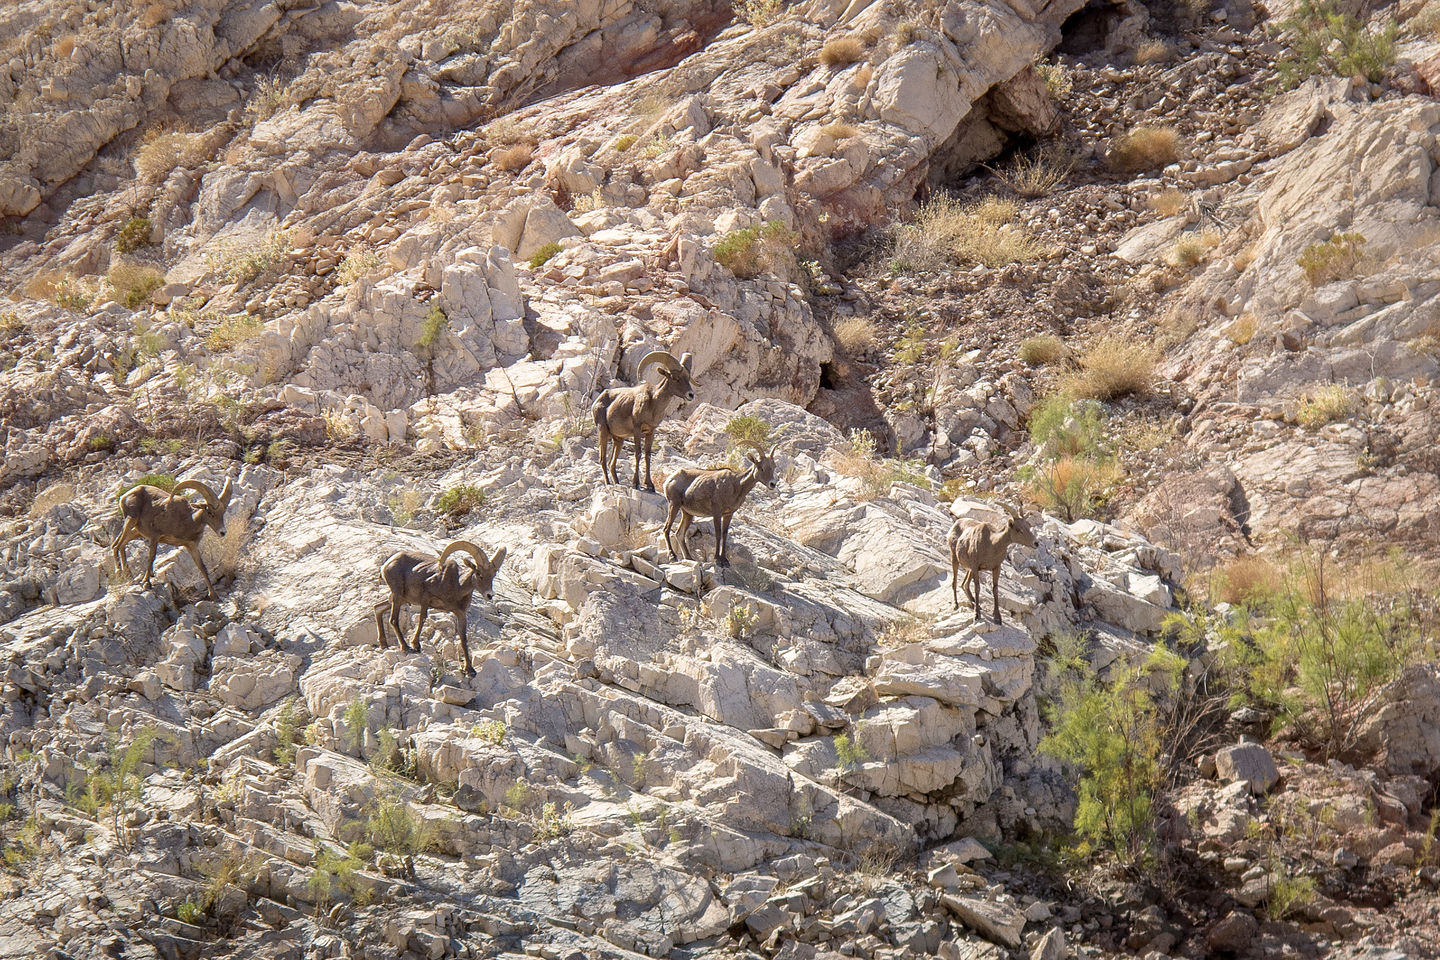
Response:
5,0,1440,958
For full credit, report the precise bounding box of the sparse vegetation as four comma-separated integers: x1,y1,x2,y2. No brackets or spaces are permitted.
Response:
1212,554,1283,606
820,36,865,67
1107,125,1180,173
245,73,293,124
417,304,449,351
734,0,783,28
1276,0,1397,87
1149,189,1189,217
1036,61,1072,98
107,261,165,309
614,134,638,153
206,229,291,285
995,142,1075,198
25,271,94,312
1021,395,1120,521
134,129,207,181
1169,231,1220,269
118,473,177,498
833,427,930,499
819,121,859,139
892,194,1045,271
65,726,166,852
834,728,868,771
1295,383,1353,427
206,313,263,352
834,316,876,356
1019,335,1065,366
1134,39,1172,64
273,699,302,767
528,242,563,269
492,143,533,172
1227,314,1258,345
1297,232,1365,285
434,484,485,519
723,414,772,452
115,216,153,254
713,220,797,280
336,247,381,285
1062,337,1157,402
470,719,506,744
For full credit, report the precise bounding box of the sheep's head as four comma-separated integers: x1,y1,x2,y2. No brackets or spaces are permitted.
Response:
1002,505,1037,550
639,350,695,403
745,442,780,489
169,478,233,536
438,542,508,600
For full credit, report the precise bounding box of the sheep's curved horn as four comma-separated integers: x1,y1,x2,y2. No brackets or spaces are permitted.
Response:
219,477,233,507
167,480,222,512
438,540,488,570
637,350,682,379
679,351,694,373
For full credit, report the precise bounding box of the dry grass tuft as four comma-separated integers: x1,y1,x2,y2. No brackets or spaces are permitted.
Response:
1134,39,1172,64
995,142,1075,198
892,194,1045,271
492,143,533,172
820,36,865,66
834,317,877,356
141,3,169,27
1212,554,1282,606
820,121,859,139
107,261,165,309
1148,189,1189,218
56,36,75,57
1295,384,1353,427
25,270,94,311
1063,337,1157,401
1108,125,1180,173
1037,62,1072,98
134,129,207,181
1019,335,1065,366
1297,232,1365,285
1169,231,1220,269
1227,314,1258,345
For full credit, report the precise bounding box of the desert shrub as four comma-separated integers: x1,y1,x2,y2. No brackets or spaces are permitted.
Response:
1107,125,1180,173
1028,394,1106,458
176,900,203,924
1295,383,1353,427
307,844,369,908
245,73,292,124
434,485,485,518
820,121,859,139
115,216,153,254
820,36,864,66
1170,231,1220,269
416,304,449,351
66,726,165,851
1411,0,1440,37
471,719,506,744
1201,550,1435,756
1063,338,1157,401
1297,232,1365,285
1148,189,1188,217
1041,646,1185,865
527,242,563,269
713,220,796,280
492,143,533,171
613,134,638,152
833,427,929,499
336,247,380,285
1227,314,1258,345
273,699,302,767
1277,0,1396,87
364,793,435,864
1024,455,1121,522
735,0,783,28
1019,335,1064,366
117,473,177,498
995,142,1075,198
1134,38,1172,64
107,261,165,309
723,415,772,452
834,729,868,771
1022,395,1118,521
1212,554,1283,606
26,271,94,311
1037,61,1072,98
206,313,263,352
892,194,1044,272
134,130,206,181
206,230,290,285
834,317,876,356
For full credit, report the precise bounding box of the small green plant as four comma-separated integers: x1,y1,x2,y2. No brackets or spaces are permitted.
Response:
527,242,563,269
1297,232,1365,285
725,603,758,639
1295,384,1353,427
1023,455,1121,523
206,313,263,352
341,697,369,753
0,311,23,334
713,220,797,280
176,900,204,925
503,781,533,813
417,304,449,350
723,415,772,452
1266,871,1317,920
1036,61,1072,98
389,488,426,525
1019,335,1064,366
273,699,301,767
1021,395,1120,521
336,247,381,285
734,0,783,28
107,261,165,309
364,792,435,871
307,843,368,909
206,229,291,285
434,484,485,519
65,726,166,851
1276,0,1396,87
614,134,638,152
834,729,868,771
533,801,574,841
118,473,176,497
88,434,115,452
470,719,506,744
115,216,153,254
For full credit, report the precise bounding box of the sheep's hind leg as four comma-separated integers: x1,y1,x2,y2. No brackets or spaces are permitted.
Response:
456,610,475,678
111,520,137,578
991,566,1002,624
409,607,428,654
642,431,657,492
184,543,218,600
141,538,160,588
631,434,644,489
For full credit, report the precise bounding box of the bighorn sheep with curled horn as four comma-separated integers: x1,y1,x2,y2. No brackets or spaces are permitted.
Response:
592,349,695,491
111,477,233,599
948,504,1037,624
374,541,507,677
663,441,779,566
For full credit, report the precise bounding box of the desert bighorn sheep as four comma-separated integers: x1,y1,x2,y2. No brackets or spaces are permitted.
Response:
374,541,507,677
948,505,1036,624
112,477,233,599
592,350,695,491
662,443,778,565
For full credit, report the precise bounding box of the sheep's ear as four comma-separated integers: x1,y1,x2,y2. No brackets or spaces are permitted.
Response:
746,451,760,465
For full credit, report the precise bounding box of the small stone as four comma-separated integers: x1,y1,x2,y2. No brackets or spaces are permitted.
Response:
1206,911,1258,953
1215,742,1280,795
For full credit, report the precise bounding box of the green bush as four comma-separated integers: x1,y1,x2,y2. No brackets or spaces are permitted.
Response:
527,242,563,269
435,485,485,518
1277,0,1396,86
723,415,772,451
118,473,177,497
206,313,263,352
417,304,449,350
1041,646,1184,865
1297,232,1365,285
115,216,153,254
176,900,204,925
1021,395,1118,521
713,220,796,280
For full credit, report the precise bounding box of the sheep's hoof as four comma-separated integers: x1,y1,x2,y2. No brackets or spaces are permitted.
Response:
644,483,657,493
464,665,476,679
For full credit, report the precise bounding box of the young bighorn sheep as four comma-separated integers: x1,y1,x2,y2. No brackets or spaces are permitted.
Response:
592,350,695,491
374,540,507,677
111,477,233,599
663,443,778,566
948,505,1037,624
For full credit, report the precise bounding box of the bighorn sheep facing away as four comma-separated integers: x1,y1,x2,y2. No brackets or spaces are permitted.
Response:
948,505,1037,624
592,350,695,491
374,541,507,677
663,443,778,566
112,477,233,599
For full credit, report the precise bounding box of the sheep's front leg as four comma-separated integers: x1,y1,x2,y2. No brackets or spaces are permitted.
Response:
456,609,475,678
112,520,138,578
712,510,728,565
632,433,644,489
991,566,1002,624
409,606,428,654
184,543,218,600
141,538,160,587
642,431,657,493
951,553,960,610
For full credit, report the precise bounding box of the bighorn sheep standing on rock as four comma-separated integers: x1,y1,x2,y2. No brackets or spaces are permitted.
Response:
112,477,233,599
663,443,778,566
374,541,507,677
948,505,1037,624
592,350,695,491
